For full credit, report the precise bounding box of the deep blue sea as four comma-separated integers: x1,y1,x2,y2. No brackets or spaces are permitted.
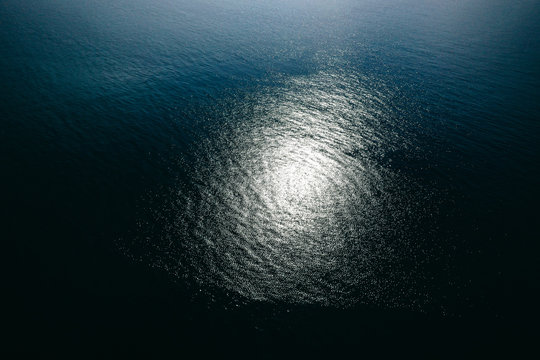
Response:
2,0,540,353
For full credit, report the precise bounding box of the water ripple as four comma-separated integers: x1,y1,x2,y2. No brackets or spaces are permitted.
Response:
127,70,432,309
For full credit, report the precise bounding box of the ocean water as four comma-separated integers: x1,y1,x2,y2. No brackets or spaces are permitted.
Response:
2,0,540,350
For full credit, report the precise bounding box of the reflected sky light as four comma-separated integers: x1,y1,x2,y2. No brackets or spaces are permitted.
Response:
131,70,428,308
256,136,344,218
3,0,536,341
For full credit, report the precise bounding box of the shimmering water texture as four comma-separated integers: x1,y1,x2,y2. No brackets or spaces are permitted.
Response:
3,0,539,319
130,71,434,309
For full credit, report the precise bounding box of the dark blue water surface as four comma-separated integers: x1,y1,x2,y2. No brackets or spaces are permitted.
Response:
2,0,540,352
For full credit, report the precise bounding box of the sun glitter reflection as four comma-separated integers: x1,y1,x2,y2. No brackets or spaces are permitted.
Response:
131,71,427,308
256,140,340,218
177,70,398,305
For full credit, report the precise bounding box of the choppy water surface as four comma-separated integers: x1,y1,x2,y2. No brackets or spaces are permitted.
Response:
2,0,540,339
